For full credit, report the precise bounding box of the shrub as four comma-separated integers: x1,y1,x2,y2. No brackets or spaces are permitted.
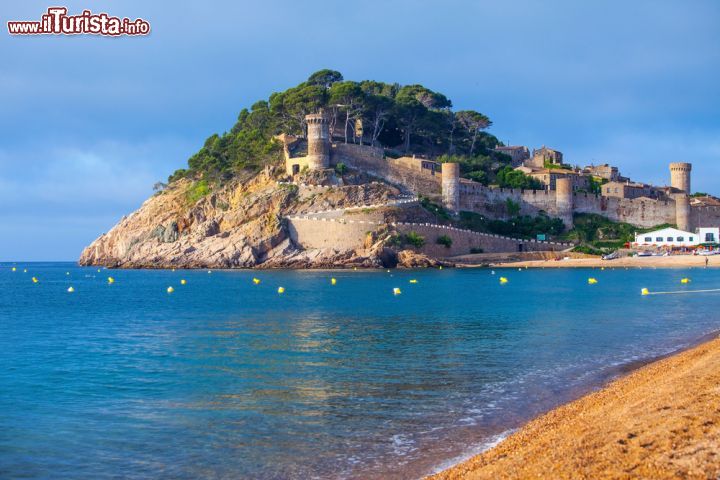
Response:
419,196,451,220
404,231,425,248
335,162,347,175
505,198,521,216
186,179,211,204
436,235,453,248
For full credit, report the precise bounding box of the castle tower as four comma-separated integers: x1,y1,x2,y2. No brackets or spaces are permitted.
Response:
675,194,692,232
441,162,460,213
305,113,330,170
669,162,692,194
555,177,574,229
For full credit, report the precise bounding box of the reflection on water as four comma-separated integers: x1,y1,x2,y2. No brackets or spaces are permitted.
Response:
1,263,720,479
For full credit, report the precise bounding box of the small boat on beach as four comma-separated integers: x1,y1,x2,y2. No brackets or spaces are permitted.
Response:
601,251,619,261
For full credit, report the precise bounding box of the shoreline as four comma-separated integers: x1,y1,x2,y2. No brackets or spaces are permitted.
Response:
428,331,720,479
488,254,718,269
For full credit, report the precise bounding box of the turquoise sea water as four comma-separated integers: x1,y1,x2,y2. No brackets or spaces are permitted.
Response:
2,263,720,479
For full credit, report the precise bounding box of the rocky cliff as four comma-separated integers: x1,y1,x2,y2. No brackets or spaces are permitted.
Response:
79,167,440,269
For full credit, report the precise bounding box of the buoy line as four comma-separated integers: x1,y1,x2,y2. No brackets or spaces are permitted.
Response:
642,288,720,296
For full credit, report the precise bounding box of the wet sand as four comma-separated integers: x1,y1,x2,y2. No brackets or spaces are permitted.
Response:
491,255,718,269
428,334,720,479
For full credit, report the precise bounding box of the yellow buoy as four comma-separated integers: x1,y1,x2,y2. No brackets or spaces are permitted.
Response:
253,278,261,285
67,286,75,293
393,287,402,295
97,269,101,273
11,267,16,272
439,266,443,270
353,267,357,271
387,270,391,273
172,268,176,272
107,277,115,284
278,286,285,294
499,277,508,284
601,267,605,271
32,277,38,283
409,279,418,284
588,277,598,284
681,278,691,284
641,288,650,296
180,279,187,285
167,286,174,293
331,278,337,285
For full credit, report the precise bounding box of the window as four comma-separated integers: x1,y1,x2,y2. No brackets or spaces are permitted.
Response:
667,237,673,242
690,237,694,242
656,237,663,242
705,233,715,242
677,237,684,242
644,237,652,242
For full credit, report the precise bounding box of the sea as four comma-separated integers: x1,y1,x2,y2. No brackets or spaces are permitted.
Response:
1,262,719,479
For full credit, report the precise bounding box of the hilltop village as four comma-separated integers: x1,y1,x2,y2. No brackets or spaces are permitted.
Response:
80,72,720,268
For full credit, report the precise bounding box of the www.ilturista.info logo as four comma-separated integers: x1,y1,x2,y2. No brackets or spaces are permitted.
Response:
7,7,150,36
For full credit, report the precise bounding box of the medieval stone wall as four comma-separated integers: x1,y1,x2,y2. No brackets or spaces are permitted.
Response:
331,144,442,195
455,181,681,228
286,216,569,257
692,206,720,230
324,147,703,230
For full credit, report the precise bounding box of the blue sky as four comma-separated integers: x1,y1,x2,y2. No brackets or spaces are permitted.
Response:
2,0,719,261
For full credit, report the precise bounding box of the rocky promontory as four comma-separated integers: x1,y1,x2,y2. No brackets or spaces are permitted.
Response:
79,166,442,269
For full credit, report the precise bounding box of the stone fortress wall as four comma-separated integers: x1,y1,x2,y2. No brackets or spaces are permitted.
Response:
286,216,569,257
330,143,442,195
284,112,720,233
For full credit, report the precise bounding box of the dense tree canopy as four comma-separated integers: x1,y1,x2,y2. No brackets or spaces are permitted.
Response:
169,69,503,183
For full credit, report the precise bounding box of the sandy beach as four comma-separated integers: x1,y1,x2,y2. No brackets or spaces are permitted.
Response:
491,254,718,269
429,334,720,479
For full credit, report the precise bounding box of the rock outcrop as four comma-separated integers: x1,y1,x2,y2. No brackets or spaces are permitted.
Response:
79,166,424,269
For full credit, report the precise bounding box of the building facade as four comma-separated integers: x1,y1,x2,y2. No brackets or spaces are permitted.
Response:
526,146,563,168
602,181,662,200
633,227,698,247
494,145,530,167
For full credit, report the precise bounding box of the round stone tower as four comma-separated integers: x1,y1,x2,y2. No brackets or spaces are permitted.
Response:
675,194,692,232
555,177,574,229
305,113,330,170
441,162,460,213
669,162,692,193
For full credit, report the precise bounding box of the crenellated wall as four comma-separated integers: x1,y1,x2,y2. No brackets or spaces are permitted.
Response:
331,144,441,195
286,216,570,257
322,148,709,231
458,182,562,219
455,181,683,228
692,206,720,230
573,194,677,227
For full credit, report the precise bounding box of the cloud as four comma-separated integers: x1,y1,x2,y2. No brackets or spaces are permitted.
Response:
0,137,195,260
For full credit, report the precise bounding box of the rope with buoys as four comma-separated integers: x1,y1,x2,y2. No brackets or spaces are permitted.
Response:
642,287,720,296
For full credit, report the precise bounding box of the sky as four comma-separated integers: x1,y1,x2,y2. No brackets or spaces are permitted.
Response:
1,0,719,261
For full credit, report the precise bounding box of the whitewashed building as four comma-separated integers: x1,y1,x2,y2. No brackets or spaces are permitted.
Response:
633,227,698,247
696,227,720,244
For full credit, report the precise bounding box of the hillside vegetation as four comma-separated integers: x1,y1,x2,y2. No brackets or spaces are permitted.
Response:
167,69,535,188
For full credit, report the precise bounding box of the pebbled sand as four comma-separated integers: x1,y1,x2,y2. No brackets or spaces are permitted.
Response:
491,255,718,269
429,335,720,479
